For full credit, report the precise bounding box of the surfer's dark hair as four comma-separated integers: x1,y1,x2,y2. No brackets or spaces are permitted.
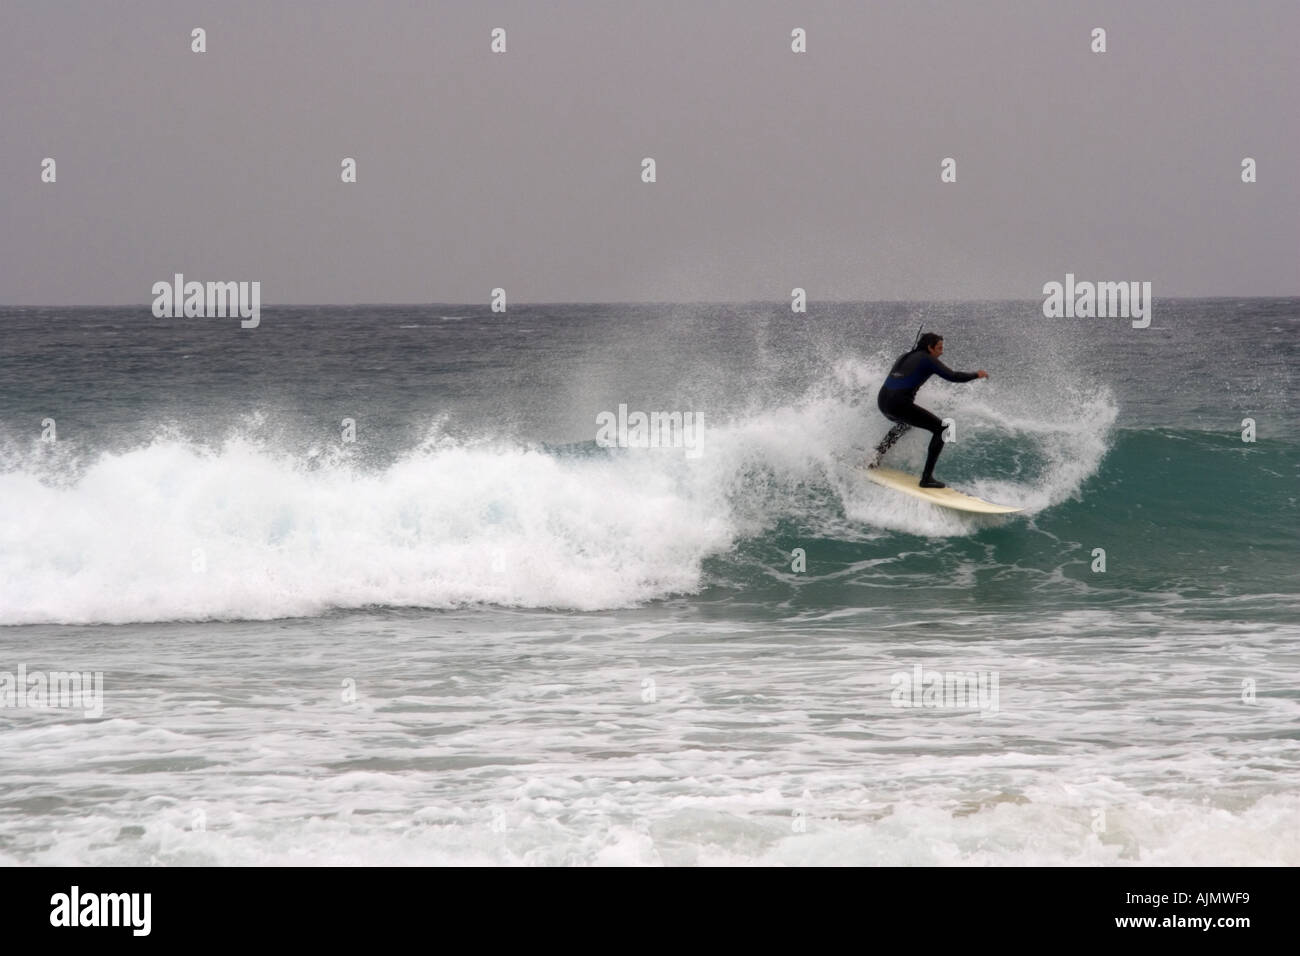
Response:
916,332,943,352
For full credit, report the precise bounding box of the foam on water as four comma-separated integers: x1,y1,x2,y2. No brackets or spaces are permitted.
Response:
2,605,1295,867
6,788,1296,867
0,435,729,623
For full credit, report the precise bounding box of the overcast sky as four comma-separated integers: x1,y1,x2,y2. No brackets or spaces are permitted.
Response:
2,0,1296,304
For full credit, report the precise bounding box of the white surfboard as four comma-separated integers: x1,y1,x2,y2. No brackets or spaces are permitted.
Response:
863,466,1022,514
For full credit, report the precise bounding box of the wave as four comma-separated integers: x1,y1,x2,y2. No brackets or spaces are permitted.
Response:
5,357,1287,625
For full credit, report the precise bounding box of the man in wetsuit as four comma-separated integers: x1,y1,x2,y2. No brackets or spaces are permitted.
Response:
869,332,987,488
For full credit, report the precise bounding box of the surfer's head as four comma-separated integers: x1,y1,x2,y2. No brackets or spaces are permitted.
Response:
918,332,944,356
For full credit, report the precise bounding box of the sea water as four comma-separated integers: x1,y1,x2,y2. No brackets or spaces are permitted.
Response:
1,300,1296,864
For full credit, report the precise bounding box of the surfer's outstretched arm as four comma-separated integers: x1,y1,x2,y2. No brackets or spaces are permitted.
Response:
925,355,986,383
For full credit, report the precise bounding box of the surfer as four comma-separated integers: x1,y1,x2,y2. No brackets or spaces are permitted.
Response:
869,333,987,488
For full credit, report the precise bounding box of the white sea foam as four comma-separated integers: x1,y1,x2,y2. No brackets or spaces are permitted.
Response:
8,790,1296,866
3,624,1294,868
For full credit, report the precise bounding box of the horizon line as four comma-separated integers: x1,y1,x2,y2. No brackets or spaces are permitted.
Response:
4,294,1299,309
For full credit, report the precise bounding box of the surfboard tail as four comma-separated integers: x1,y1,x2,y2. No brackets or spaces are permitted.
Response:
863,466,1022,514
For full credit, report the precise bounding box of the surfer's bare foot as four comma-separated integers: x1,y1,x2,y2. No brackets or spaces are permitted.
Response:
919,476,946,489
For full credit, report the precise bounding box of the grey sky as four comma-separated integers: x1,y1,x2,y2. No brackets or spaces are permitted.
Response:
2,0,1296,304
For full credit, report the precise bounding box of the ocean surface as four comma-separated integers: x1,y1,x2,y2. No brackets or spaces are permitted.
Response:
1,299,1296,865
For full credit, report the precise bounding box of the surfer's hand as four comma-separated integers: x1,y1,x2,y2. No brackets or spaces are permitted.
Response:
976,370,988,378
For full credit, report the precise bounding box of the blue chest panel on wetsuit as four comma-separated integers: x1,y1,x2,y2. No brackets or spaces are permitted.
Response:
883,352,939,394
882,351,975,398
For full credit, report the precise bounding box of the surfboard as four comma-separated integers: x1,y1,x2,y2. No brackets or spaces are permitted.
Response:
863,466,1022,514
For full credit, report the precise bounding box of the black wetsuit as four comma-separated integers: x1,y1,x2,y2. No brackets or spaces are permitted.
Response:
873,349,979,480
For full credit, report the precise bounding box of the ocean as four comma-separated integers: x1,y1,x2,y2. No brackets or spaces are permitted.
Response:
0,299,1296,865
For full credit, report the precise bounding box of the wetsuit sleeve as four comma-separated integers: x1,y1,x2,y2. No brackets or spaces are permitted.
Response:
926,356,979,383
